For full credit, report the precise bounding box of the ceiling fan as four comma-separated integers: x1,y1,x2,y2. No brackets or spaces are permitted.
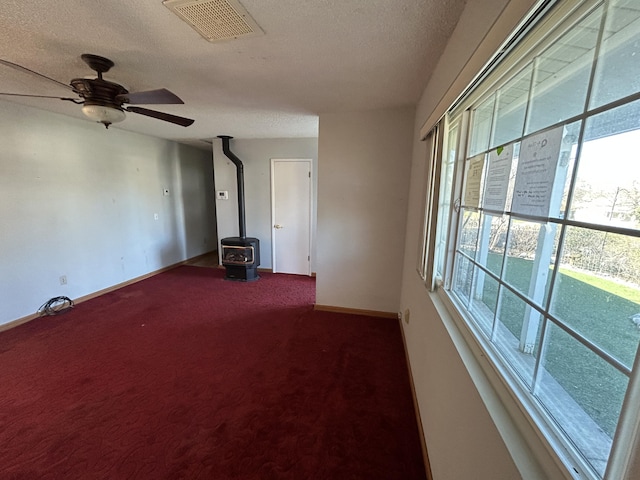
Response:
0,54,194,129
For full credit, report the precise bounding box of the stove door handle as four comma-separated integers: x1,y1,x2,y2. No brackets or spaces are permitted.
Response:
274,224,283,229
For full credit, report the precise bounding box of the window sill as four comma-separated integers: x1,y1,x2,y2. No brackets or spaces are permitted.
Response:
429,286,590,479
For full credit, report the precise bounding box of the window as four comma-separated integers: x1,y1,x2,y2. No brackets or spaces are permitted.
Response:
417,123,445,288
429,0,640,478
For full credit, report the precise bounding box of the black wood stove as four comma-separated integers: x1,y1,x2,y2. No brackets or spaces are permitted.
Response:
220,236,260,281
218,136,260,282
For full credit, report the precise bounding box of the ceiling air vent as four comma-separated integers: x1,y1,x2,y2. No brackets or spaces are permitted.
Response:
163,0,263,42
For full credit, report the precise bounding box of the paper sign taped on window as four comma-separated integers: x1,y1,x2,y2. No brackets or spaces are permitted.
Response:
463,154,485,208
483,144,514,212
511,126,564,217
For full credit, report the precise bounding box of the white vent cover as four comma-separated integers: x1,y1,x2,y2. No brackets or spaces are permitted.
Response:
163,0,263,42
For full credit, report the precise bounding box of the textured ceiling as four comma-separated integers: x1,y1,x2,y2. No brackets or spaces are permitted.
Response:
0,0,467,147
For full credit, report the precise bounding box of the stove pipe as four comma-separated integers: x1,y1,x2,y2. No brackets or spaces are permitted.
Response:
218,135,246,238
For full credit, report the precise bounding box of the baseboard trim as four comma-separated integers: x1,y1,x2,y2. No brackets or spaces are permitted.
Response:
185,250,217,264
313,304,397,319
0,312,40,333
214,265,274,274
0,254,206,334
399,320,434,480
72,263,188,305
214,265,311,276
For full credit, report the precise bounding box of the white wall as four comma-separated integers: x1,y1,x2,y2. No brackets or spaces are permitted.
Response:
0,100,217,326
212,137,318,271
316,107,414,313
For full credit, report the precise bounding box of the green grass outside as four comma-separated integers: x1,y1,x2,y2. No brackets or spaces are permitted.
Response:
559,267,640,304
474,253,640,438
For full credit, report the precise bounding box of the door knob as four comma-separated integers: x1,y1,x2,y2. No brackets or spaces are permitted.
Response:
274,224,283,229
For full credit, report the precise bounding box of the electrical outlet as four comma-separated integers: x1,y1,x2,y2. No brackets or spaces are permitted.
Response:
404,308,411,324
59,275,67,285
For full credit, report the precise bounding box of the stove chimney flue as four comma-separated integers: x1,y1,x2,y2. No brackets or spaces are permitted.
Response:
218,135,260,281
218,135,246,238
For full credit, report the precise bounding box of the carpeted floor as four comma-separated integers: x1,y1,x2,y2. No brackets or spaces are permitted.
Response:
0,266,426,479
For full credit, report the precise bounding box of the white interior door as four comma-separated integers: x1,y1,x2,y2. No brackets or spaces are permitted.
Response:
271,159,312,275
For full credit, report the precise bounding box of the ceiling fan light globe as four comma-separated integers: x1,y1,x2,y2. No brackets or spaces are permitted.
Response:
81,104,126,126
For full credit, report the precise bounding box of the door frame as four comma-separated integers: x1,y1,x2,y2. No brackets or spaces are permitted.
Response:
270,158,312,275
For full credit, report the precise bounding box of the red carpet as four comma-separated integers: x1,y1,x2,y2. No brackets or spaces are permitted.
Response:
0,266,426,479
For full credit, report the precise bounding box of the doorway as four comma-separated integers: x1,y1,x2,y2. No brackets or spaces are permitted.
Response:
270,159,312,275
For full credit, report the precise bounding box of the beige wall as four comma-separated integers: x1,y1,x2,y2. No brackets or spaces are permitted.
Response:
316,106,415,313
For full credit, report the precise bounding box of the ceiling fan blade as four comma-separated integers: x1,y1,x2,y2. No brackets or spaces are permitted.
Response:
0,92,79,102
0,59,73,92
117,88,184,105
125,106,194,127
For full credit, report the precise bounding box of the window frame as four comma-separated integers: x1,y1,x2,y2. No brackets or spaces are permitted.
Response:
416,127,438,281
418,123,446,290
423,0,640,478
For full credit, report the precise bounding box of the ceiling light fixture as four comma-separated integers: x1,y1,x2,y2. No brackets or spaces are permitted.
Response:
81,104,126,128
